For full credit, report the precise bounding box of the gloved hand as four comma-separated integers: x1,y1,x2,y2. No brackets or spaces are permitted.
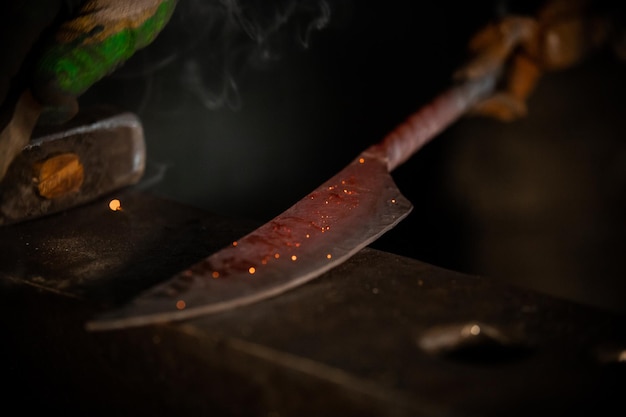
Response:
0,0,177,180
456,0,625,122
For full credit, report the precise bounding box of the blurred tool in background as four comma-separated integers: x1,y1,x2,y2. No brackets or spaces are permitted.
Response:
443,0,626,312
463,0,626,122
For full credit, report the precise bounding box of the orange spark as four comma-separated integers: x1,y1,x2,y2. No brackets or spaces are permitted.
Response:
108,199,122,211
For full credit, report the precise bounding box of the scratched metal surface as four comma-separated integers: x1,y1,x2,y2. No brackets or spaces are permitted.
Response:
1,191,624,416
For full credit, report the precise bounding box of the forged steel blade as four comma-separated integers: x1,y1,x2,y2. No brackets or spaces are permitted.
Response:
88,150,412,331
87,72,496,331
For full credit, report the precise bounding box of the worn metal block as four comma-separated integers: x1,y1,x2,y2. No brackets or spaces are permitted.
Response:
1,190,624,416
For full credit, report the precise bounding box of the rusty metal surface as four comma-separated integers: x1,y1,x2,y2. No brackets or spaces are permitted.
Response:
1,189,624,416
0,108,146,225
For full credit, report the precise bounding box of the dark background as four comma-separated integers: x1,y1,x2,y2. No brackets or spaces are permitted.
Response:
78,0,626,313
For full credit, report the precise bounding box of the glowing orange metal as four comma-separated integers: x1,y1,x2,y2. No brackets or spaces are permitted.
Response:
86,23,524,330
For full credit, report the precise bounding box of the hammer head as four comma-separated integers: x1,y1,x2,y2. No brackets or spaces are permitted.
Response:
0,108,146,226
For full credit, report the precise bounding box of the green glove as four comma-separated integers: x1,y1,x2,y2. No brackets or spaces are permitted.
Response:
31,0,177,123
0,0,176,181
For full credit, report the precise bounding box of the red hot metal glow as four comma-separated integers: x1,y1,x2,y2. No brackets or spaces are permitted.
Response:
184,154,377,282
87,38,508,330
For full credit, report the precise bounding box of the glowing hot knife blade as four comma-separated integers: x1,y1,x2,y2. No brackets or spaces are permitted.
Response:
86,15,537,331
86,72,498,331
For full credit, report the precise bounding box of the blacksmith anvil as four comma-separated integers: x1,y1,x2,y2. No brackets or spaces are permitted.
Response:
1,186,624,416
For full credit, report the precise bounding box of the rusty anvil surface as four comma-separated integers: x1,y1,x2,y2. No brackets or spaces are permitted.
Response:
0,188,624,417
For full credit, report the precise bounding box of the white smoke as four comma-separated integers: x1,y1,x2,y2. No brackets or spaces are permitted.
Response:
106,0,334,112
178,0,333,110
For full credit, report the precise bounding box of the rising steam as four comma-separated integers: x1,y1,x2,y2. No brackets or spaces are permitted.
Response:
223,0,332,48
106,0,332,112
130,0,333,111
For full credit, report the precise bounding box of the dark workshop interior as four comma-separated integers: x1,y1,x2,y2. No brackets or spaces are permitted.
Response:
81,0,626,313
2,0,626,415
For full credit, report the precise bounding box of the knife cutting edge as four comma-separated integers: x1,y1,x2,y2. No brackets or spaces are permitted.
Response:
86,17,534,331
